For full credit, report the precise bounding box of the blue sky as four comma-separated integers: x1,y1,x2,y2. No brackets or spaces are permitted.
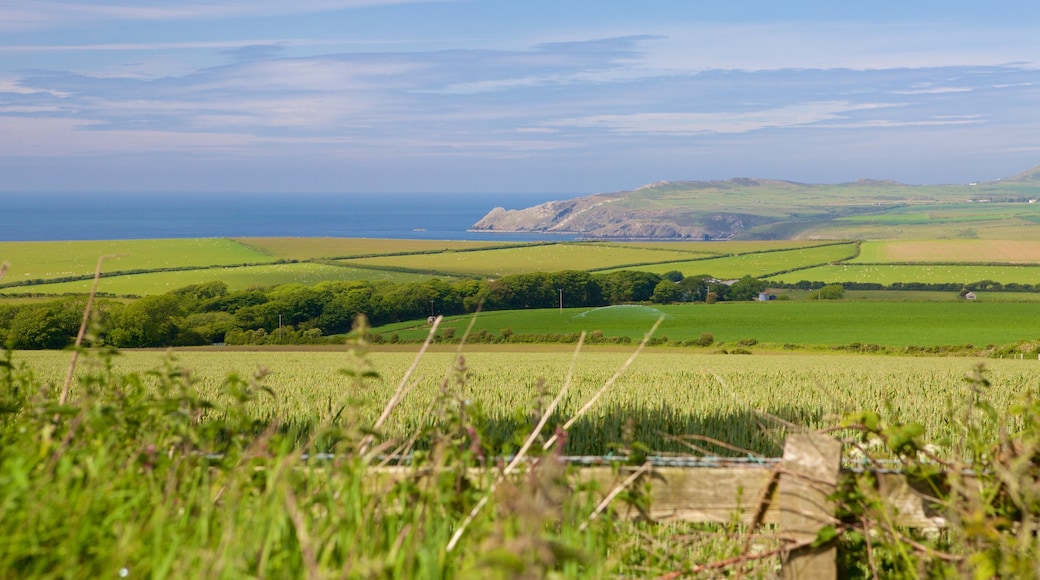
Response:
2,0,1039,194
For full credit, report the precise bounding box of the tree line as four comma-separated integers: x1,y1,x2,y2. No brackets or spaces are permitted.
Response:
0,270,771,349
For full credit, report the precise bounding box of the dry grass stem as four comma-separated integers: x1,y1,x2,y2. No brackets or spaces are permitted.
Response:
361,315,442,456
60,254,119,406
578,460,652,532
447,332,588,553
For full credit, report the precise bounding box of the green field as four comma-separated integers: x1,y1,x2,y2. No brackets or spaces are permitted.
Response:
13,347,1035,457
0,262,441,295
338,242,714,277
373,302,1040,349
0,238,274,281
598,242,858,278
7,237,1040,297
769,264,1040,286
235,237,519,261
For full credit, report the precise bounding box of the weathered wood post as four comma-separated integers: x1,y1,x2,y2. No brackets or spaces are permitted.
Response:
779,433,843,579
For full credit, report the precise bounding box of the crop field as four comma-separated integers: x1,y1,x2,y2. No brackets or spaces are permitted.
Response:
838,202,1040,225
5,237,1040,299
853,240,1040,264
770,263,1040,286
0,238,274,281
586,240,835,254
0,262,442,295
235,237,518,261
337,242,714,277
599,242,858,278
375,302,1040,349
12,348,1035,457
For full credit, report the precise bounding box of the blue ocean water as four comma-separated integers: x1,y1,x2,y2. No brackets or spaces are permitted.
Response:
0,192,577,242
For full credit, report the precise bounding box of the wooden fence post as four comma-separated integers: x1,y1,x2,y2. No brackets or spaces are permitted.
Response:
779,433,842,579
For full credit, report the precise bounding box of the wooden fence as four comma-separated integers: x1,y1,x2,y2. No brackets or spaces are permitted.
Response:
374,432,947,578
570,432,945,579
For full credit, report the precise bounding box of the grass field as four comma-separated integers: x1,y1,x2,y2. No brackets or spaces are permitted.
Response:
0,262,443,295
770,263,1040,285
0,238,274,281
5,237,1040,297
853,240,1040,263
338,242,712,277
372,301,1040,348
235,237,520,261
583,240,836,254
597,242,858,278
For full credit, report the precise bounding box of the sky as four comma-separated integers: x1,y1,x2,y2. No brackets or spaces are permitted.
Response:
2,0,1040,194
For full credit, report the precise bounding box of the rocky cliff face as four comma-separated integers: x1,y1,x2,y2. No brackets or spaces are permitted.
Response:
470,191,774,240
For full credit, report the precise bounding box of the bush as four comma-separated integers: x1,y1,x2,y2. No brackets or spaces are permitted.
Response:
694,332,714,347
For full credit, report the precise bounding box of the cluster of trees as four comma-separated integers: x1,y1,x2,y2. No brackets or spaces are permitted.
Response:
0,270,767,350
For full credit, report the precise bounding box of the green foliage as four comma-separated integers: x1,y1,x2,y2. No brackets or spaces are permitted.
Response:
728,275,768,301
809,283,846,300
0,340,632,578
829,364,1040,578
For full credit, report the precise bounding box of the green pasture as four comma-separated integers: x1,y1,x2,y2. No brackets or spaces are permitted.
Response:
338,242,713,277
852,240,1040,264
598,242,858,278
591,240,834,254
235,237,517,261
376,301,1040,348
0,238,273,283
769,264,1040,286
832,289,1040,303
838,202,1040,225
0,263,442,296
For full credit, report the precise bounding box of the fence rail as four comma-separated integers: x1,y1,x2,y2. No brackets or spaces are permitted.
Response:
374,432,948,578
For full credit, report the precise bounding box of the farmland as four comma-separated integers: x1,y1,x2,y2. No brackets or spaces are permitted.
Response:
3,236,1040,297
0,238,274,281
371,302,1040,350
12,347,1034,458
5,233,1040,577
0,262,440,295
769,264,1040,286
596,242,858,278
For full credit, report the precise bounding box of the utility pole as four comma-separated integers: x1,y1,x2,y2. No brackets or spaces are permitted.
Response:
430,300,435,316
558,288,563,313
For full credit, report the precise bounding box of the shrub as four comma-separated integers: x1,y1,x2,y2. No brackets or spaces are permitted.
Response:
693,332,715,347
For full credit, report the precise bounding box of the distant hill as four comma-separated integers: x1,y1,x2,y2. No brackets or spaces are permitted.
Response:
472,164,1040,240
1005,163,1040,183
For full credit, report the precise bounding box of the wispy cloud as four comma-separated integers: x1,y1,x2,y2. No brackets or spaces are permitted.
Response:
0,0,450,31
546,102,901,135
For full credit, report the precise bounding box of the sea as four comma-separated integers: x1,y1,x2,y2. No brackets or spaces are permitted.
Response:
0,192,578,242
